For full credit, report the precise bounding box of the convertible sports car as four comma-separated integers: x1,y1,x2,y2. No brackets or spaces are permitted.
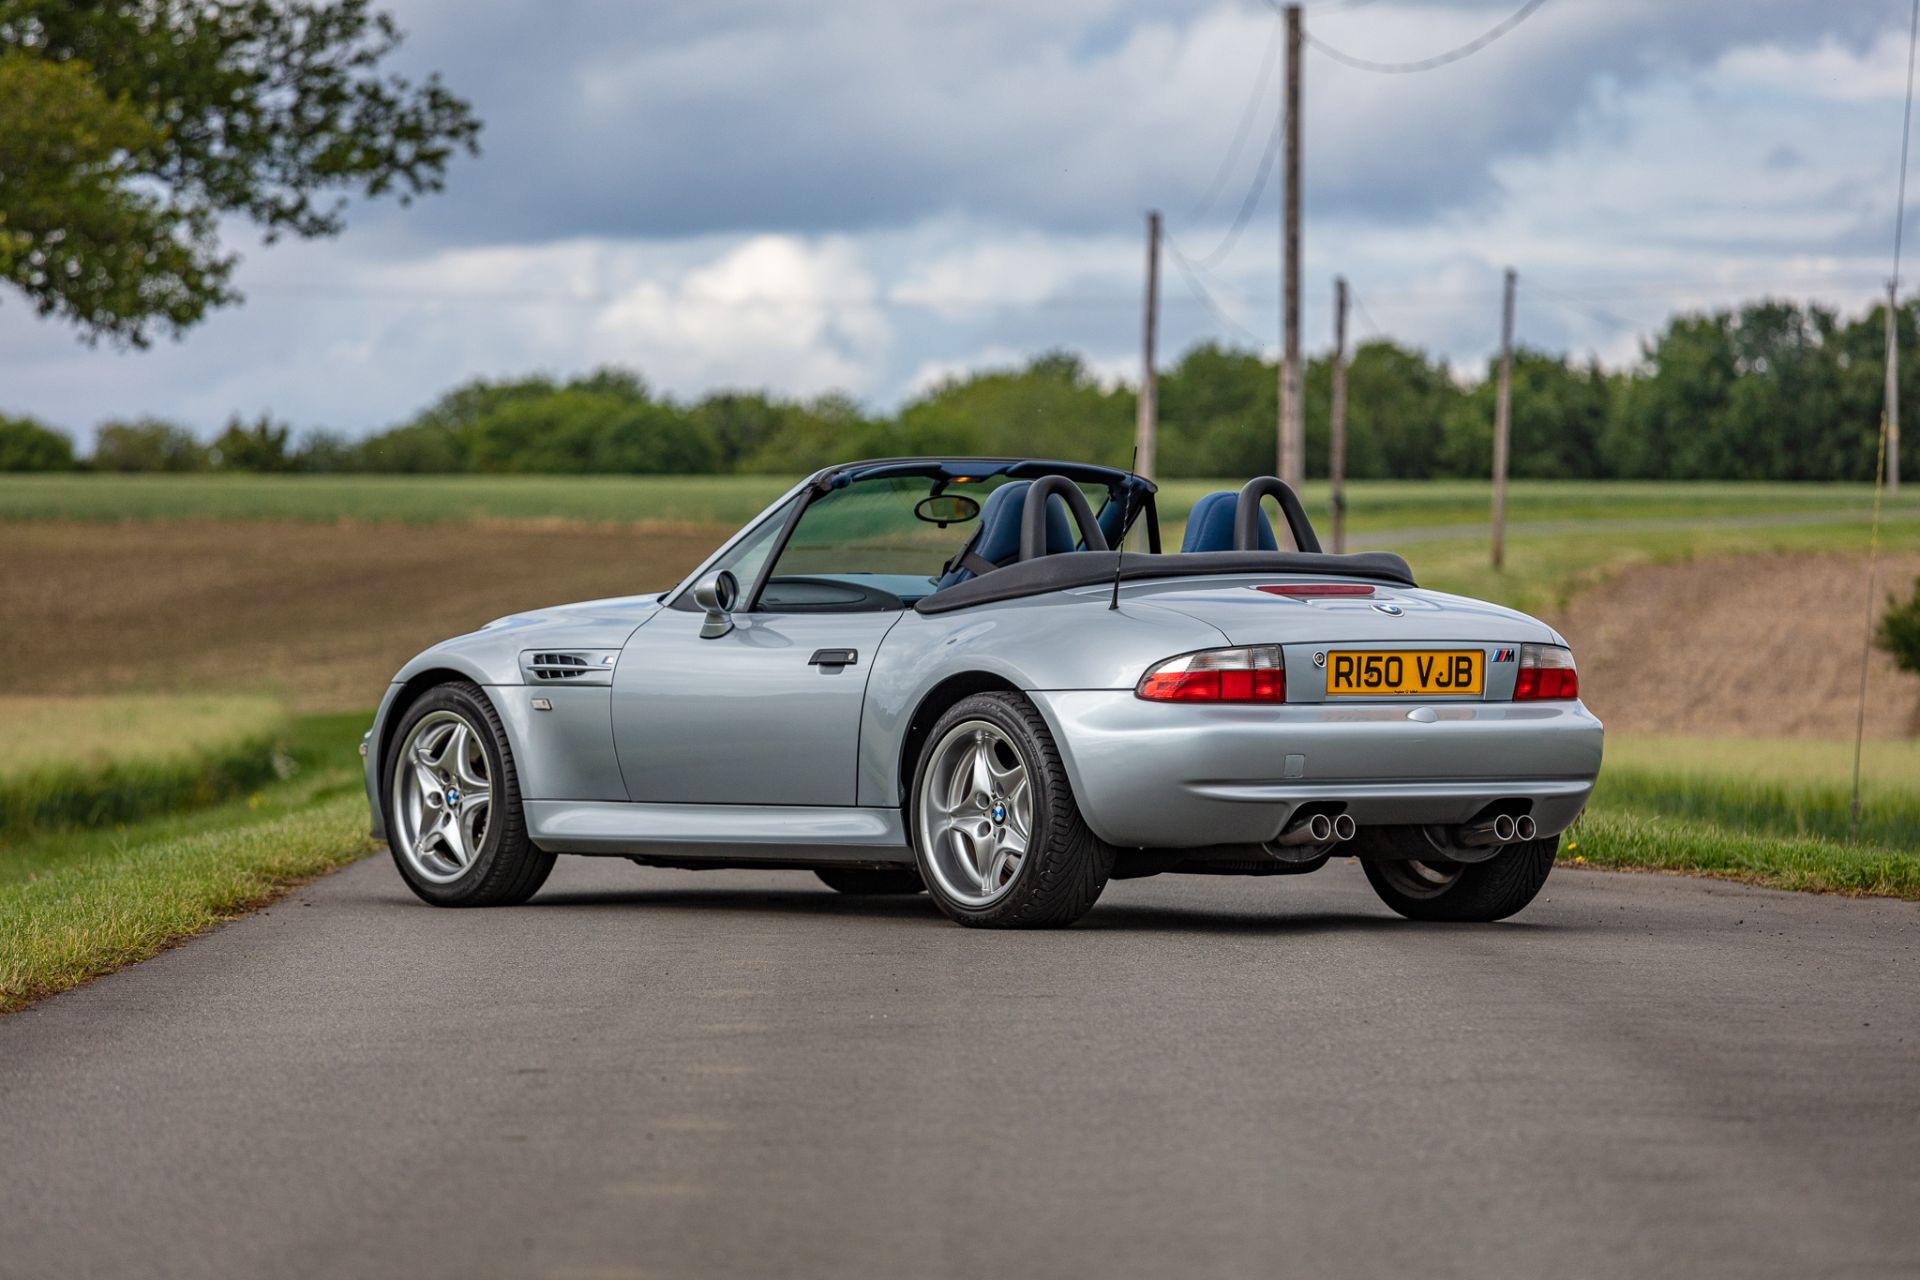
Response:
362,457,1604,927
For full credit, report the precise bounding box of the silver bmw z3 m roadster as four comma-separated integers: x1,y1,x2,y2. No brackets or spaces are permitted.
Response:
363,457,1603,927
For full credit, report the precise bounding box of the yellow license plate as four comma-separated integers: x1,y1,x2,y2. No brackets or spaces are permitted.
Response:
1325,650,1483,697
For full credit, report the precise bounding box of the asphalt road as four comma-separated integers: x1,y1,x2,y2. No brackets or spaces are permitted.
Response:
1,856,1915,1280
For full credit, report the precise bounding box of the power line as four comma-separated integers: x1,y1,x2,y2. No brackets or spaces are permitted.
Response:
1350,289,1383,337
1526,280,1663,335
1163,233,1271,347
1183,110,1284,269
1184,13,1285,225
1849,0,1920,839
1896,0,1920,287
1303,0,1551,74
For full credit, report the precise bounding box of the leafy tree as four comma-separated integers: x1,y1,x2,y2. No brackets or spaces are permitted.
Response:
355,421,464,472
1879,578,1920,681
212,414,295,471
0,0,480,345
427,372,718,476
1157,343,1275,477
1442,350,1613,480
730,394,881,475
691,392,815,472
290,429,359,473
894,352,1133,469
1340,341,1458,479
0,412,75,469
90,418,209,471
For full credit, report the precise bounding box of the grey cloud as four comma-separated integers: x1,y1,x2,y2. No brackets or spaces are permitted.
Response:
366,0,1888,247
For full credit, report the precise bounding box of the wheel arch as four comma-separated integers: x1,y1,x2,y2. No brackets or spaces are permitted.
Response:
896,671,1027,814
371,667,518,838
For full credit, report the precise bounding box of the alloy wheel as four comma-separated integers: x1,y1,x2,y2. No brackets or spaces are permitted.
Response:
391,710,493,884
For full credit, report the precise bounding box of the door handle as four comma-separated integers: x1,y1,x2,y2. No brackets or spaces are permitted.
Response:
809,648,858,667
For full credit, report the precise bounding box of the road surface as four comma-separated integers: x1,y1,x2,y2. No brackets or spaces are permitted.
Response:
1,856,1914,1279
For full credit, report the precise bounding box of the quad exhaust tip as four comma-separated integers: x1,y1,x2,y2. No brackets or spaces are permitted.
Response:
1457,810,1536,848
1272,810,1358,849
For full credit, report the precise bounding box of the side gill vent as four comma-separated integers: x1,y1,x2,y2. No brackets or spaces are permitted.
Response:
530,653,590,680
518,649,618,687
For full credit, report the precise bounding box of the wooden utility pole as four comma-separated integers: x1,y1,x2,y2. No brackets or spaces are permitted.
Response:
1277,2,1304,491
1491,267,1517,571
1329,276,1349,553
1888,280,1902,497
1135,210,1161,479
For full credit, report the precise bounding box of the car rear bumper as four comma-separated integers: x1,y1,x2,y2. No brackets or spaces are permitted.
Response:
1029,691,1604,849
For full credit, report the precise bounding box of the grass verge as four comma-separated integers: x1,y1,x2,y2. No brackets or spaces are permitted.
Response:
1572,734,1920,900
0,695,291,840
1566,811,1920,899
0,712,374,1013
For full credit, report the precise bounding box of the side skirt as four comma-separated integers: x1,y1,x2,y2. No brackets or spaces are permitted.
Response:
524,800,913,865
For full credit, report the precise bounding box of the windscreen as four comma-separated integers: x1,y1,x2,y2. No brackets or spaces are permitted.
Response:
762,472,1114,606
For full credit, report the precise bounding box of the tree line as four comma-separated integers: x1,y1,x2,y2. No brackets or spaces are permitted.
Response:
2,297,1912,481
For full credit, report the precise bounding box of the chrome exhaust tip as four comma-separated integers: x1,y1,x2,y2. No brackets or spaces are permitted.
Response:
1514,814,1537,841
1274,811,1335,847
1332,813,1357,842
1492,813,1517,843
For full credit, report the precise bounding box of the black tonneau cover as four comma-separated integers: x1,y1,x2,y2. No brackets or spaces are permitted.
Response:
914,550,1416,615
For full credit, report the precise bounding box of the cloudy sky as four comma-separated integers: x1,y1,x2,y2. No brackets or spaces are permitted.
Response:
2,0,1912,443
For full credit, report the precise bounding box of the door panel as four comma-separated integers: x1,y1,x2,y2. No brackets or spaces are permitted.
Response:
612,605,903,805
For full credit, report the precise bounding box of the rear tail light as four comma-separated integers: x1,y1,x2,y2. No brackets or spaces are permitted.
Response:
1513,643,1579,701
1136,646,1286,703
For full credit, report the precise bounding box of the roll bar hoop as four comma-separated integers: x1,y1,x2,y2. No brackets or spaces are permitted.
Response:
1020,475,1110,562
1235,477,1322,553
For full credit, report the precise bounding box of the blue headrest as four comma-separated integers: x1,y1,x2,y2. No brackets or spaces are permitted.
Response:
1181,490,1276,553
933,480,1078,590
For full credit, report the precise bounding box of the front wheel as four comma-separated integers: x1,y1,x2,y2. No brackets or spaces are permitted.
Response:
910,692,1113,928
1361,837,1557,922
386,681,554,907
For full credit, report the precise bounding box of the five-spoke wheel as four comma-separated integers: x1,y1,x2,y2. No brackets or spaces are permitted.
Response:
392,710,494,883
384,681,554,907
910,692,1112,927
916,721,1033,907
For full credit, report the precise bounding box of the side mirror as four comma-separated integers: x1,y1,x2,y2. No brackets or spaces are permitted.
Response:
692,570,739,639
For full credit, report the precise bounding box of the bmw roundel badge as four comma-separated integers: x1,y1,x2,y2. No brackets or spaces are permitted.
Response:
1373,602,1404,616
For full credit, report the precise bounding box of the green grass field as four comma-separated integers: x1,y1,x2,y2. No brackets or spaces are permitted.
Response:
5,472,1916,534
1576,734,1920,898
0,712,373,1011
0,695,292,840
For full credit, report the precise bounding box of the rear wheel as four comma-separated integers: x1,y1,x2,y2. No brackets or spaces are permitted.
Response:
910,692,1113,928
386,682,554,907
814,867,925,895
1361,837,1557,922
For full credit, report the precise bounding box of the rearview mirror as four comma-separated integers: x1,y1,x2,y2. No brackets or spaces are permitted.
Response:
692,569,739,639
914,494,981,528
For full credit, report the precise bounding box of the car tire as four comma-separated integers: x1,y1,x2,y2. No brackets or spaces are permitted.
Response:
1361,836,1557,923
813,867,925,895
909,691,1113,928
385,681,554,907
